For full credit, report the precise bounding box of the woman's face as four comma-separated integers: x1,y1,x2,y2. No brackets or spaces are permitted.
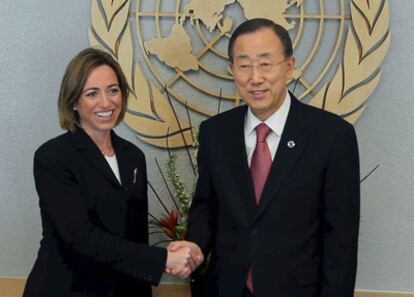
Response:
74,65,122,138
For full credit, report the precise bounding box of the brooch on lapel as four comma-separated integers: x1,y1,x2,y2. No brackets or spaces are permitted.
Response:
133,168,138,183
287,140,296,148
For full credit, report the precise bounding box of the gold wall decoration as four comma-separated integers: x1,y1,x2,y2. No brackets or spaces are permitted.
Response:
88,0,391,148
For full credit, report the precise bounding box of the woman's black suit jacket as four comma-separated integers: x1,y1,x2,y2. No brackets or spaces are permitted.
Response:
23,128,167,297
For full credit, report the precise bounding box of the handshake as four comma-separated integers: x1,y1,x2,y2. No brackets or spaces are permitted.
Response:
165,240,204,279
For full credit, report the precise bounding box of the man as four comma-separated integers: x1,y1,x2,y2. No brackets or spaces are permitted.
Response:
169,18,360,297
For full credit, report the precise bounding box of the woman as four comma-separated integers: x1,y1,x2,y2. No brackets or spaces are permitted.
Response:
23,48,197,297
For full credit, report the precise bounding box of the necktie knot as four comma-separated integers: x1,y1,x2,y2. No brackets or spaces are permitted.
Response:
255,123,271,143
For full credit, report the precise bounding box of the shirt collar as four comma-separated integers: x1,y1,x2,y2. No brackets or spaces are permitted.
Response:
245,91,291,137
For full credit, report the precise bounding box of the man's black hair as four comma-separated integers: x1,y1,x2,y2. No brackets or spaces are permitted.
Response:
228,18,293,61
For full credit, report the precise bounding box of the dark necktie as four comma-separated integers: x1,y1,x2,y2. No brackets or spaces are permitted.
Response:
246,123,272,292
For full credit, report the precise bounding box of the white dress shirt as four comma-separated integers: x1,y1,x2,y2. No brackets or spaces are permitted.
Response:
244,91,291,167
104,154,121,184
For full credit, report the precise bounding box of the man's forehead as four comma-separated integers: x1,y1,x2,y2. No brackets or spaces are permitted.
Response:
234,51,273,60
232,30,283,59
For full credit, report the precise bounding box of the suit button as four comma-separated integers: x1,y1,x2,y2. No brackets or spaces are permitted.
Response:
251,228,258,235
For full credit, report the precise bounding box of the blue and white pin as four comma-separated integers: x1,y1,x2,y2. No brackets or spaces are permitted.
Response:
287,140,296,149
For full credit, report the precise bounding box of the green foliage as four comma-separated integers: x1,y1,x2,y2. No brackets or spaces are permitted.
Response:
166,153,191,237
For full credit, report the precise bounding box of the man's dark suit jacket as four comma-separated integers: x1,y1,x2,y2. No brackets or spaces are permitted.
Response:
23,128,167,297
187,94,360,297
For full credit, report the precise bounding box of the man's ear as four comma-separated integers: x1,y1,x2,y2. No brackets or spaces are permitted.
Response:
228,63,234,76
286,56,296,80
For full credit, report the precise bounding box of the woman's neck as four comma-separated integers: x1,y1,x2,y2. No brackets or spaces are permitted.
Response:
82,127,114,156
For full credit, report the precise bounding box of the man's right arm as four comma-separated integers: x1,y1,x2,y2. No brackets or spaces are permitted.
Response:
167,122,217,277
186,121,218,256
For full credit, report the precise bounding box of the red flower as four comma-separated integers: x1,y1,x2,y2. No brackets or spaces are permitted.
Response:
158,209,180,240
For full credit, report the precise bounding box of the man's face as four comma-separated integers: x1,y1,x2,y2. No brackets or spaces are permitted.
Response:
230,27,295,121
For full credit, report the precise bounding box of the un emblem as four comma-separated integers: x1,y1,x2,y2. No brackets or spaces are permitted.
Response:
89,0,391,148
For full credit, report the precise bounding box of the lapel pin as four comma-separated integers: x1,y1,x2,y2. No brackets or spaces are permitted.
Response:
287,140,295,148
133,168,138,183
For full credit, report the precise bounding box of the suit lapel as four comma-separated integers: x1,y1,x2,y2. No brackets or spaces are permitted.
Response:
253,96,308,222
221,106,257,215
70,128,121,187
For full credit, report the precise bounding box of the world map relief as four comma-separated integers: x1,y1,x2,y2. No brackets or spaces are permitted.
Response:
143,0,302,72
